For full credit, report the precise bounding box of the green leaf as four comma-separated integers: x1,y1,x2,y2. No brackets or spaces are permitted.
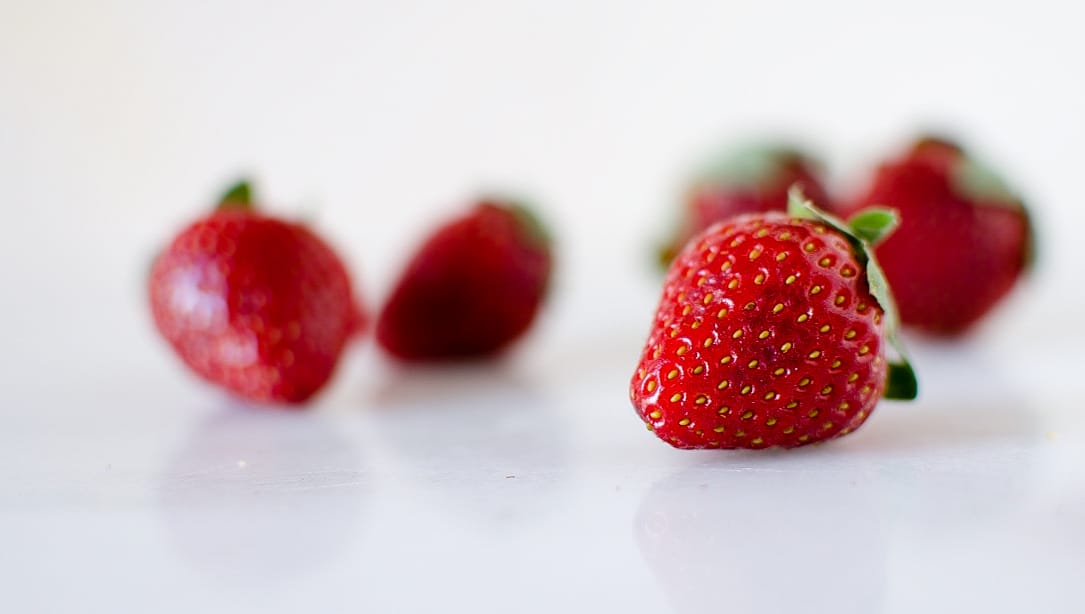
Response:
787,185,918,402
217,180,254,211
847,208,899,246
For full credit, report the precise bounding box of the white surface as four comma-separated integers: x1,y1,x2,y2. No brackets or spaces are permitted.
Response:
3,1,1085,612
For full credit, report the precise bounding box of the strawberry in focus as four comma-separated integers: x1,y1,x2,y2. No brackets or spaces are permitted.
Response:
659,144,833,266
840,136,1033,335
631,188,916,449
376,199,552,361
149,182,364,404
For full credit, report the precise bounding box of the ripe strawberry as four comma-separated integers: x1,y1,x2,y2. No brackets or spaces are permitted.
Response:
149,181,364,404
659,144,833,266
841,136,1033,335
631,188,916,449
376,198,552,361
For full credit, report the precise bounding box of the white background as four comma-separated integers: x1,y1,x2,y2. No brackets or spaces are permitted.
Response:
2,1,1084,612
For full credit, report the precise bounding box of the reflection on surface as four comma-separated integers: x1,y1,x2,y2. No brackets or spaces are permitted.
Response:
158,405,366,588
636,458,887,614
371,363,568,529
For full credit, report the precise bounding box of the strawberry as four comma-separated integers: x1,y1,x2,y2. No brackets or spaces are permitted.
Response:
149,181,364,404
376,198,552,361
659,144,833,266
631,188,916,449
841,136,1033,335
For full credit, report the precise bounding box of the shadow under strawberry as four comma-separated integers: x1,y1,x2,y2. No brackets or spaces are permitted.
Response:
635,458,887,614
158,405,367,588
368,364,569,531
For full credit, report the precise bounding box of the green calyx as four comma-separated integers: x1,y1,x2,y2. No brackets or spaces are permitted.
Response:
217,180,255,211
787,186,918,401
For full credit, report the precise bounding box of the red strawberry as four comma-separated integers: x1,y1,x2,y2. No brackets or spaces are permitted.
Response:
376,199,552,361
149,181,364,404
841,136,1033,335
631,188,916,449
659,144,833,265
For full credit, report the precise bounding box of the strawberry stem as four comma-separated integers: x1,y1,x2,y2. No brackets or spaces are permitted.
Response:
787,185,918,401
217,180,254,211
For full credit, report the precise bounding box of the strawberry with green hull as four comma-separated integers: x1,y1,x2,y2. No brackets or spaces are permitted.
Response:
376,199,552,361
841,137,1033,335
149,181,364,404
659,144,833,266
631,188,916,449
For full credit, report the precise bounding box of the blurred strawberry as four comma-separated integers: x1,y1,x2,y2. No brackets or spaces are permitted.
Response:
841,137,1033,335
376,198,552,361
659,144,833,266
149,181,364,404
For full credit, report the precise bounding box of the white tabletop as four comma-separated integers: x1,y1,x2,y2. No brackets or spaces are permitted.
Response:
3,1,1084,612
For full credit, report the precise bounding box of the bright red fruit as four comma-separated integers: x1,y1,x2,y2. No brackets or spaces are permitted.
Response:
149,182,363,404
841,137,1033,335
659,145,833,265
631,189,916,449
376,199,552,361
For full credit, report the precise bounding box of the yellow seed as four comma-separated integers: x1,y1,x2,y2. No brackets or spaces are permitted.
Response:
835,295,846,306
822,422,834,430
682,305,692,316
721,261,732,271
808,350,821,359
730,238,742,247
804,242,816,252
717,406,730,416
690,320,701,329
798,377,811,387
838,401,850,410
703,293,714,305
667,369,678,380
754,273,766,284
692,365,704,375
783,426,795,434
747,359,759,368
646,423,654,431
821,385,833,395
766,418,778,426
763,391,776,400
638,368,645,378
720,356,732,365
744,301,756,310
859,345,870,355
678,292,686,302
703,337,714,348
779,231,791,240
861,385,872,396
646,380,657,392
727,279,739,289
848,373,859,382
749,248,762,260
840,427,852,435
669,329,678,338
752,437,764,445
845,330,856,339
732,330,743,339
776,252,787,262
717,308,729,318
695,429,703,436
819,324,830,333
755,228,769,238
740,385,752,395
797,314,809,323
798,434,810,442
736,431,746,437
758,330,770,339
649,410,662,419
741,411,753,420
859,410,867,419
786,401,798,409
713,426,725,433
841,267,855,278
780,342,793,352
676,345,688,356
810,285,822,295
669,393,682,403
679,418,691,426
653,348,661,359
773,303,784,313
773,368,785,376
694,395,708,405
717,380,729,390
785,274,797,284
857,302,868,312
831,359,842,369
819,257,831,267
696,277,707,287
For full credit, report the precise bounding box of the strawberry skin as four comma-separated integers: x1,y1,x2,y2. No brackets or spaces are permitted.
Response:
632,192,914,449
149,188,361,404
376,200,552,361
842,137,1032,335
660,145,833,265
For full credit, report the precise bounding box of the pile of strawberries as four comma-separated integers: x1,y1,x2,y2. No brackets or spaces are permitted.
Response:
149,135,1033,450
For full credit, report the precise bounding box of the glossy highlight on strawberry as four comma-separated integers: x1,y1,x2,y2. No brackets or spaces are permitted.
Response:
149,181,363,404
376,198,552,361
631,189,915,449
